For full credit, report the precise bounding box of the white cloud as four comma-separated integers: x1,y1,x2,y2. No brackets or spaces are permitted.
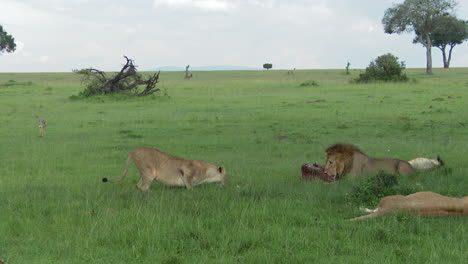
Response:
39,56,50,63
83,41,104,53
153,0,232,11
123,24,143,35
350,18,380,33
1,0,468,72
14,41,25,53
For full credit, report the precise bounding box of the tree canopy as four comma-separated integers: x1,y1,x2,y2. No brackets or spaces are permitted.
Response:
0,25,16,54
382,0,457,74
413,15,468,68
263,63,272,70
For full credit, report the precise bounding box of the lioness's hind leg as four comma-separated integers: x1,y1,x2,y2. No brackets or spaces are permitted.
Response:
137,177,152,192
359,207,378,213
136,168,155,192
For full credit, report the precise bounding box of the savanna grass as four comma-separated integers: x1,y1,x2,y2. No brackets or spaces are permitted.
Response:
0,68,467,263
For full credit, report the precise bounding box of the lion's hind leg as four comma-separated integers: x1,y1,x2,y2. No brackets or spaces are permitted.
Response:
349,211,383,221
360,207,378,213
136,167,156,192
349,207,391,221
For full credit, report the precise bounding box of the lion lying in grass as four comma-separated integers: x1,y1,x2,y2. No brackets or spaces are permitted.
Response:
350,192,468,220
102,147,226,191
323,143,443,179
324,143,415,179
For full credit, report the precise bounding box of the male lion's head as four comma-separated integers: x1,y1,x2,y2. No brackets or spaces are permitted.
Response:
324,143,365,178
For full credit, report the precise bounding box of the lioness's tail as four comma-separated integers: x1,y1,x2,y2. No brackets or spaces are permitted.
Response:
102,153,133,183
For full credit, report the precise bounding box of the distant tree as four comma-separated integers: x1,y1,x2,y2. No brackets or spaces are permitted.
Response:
413,16,468,68
75,56,161,97
354,53,408,83
0,25,16,54
382,0,457,74
346,62,351,75
263,63,272,70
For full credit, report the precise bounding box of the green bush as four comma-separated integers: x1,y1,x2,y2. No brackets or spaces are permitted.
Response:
346,171,415,206
299,80,319,87
354,53,408,83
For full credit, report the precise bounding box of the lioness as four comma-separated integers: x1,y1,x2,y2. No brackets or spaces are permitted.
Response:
350,192,468,221
102,147,226,191
324,143,415,179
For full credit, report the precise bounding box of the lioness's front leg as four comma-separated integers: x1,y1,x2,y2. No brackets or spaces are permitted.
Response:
179,166,193,190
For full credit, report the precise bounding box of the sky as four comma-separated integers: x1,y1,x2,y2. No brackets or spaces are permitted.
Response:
1,0,468,72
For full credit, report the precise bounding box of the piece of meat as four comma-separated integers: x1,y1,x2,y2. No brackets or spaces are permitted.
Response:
301,163,336,182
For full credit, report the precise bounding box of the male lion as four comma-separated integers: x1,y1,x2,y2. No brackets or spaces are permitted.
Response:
102,147,226,191
350,192,468,221
324,143,415,179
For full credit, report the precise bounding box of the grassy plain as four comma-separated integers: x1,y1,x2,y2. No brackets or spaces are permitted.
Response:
0,68,467,263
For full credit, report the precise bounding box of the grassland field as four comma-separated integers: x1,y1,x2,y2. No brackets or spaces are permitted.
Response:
0,68,467,263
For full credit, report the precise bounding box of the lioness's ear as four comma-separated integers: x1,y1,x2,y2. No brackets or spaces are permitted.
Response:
218,166,224,173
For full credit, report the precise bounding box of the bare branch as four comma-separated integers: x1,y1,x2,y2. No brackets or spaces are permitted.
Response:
75,56,162,97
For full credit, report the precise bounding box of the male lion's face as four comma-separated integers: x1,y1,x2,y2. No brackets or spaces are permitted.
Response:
324,154,344,178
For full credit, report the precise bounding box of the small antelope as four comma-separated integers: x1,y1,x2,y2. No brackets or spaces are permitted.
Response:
36,115,47,137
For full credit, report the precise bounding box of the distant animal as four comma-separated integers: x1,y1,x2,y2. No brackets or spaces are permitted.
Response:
350,191,468,221
324,143,415,179
102,147,226,191
36,115,46,137
408,156,444,170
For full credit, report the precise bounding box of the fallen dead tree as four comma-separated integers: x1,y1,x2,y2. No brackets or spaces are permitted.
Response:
75,56,161,97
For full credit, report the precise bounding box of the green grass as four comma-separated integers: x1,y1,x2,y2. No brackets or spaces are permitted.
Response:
0,68,467,263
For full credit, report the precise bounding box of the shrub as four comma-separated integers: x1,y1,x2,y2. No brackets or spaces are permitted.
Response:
354,53,408,83
346,171,415,206
299,80,319,87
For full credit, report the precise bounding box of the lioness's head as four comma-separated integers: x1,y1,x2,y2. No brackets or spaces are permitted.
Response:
206,165,227,186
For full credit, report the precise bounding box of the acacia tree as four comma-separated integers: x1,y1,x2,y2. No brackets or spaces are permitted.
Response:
382,0,457,74
414,16,468,68
0,25,16,53
263,63,272,70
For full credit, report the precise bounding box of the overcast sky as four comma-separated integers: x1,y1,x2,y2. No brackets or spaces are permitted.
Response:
1,0,467,72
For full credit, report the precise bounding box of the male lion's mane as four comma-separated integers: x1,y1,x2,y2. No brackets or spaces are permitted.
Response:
325,143,365,157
